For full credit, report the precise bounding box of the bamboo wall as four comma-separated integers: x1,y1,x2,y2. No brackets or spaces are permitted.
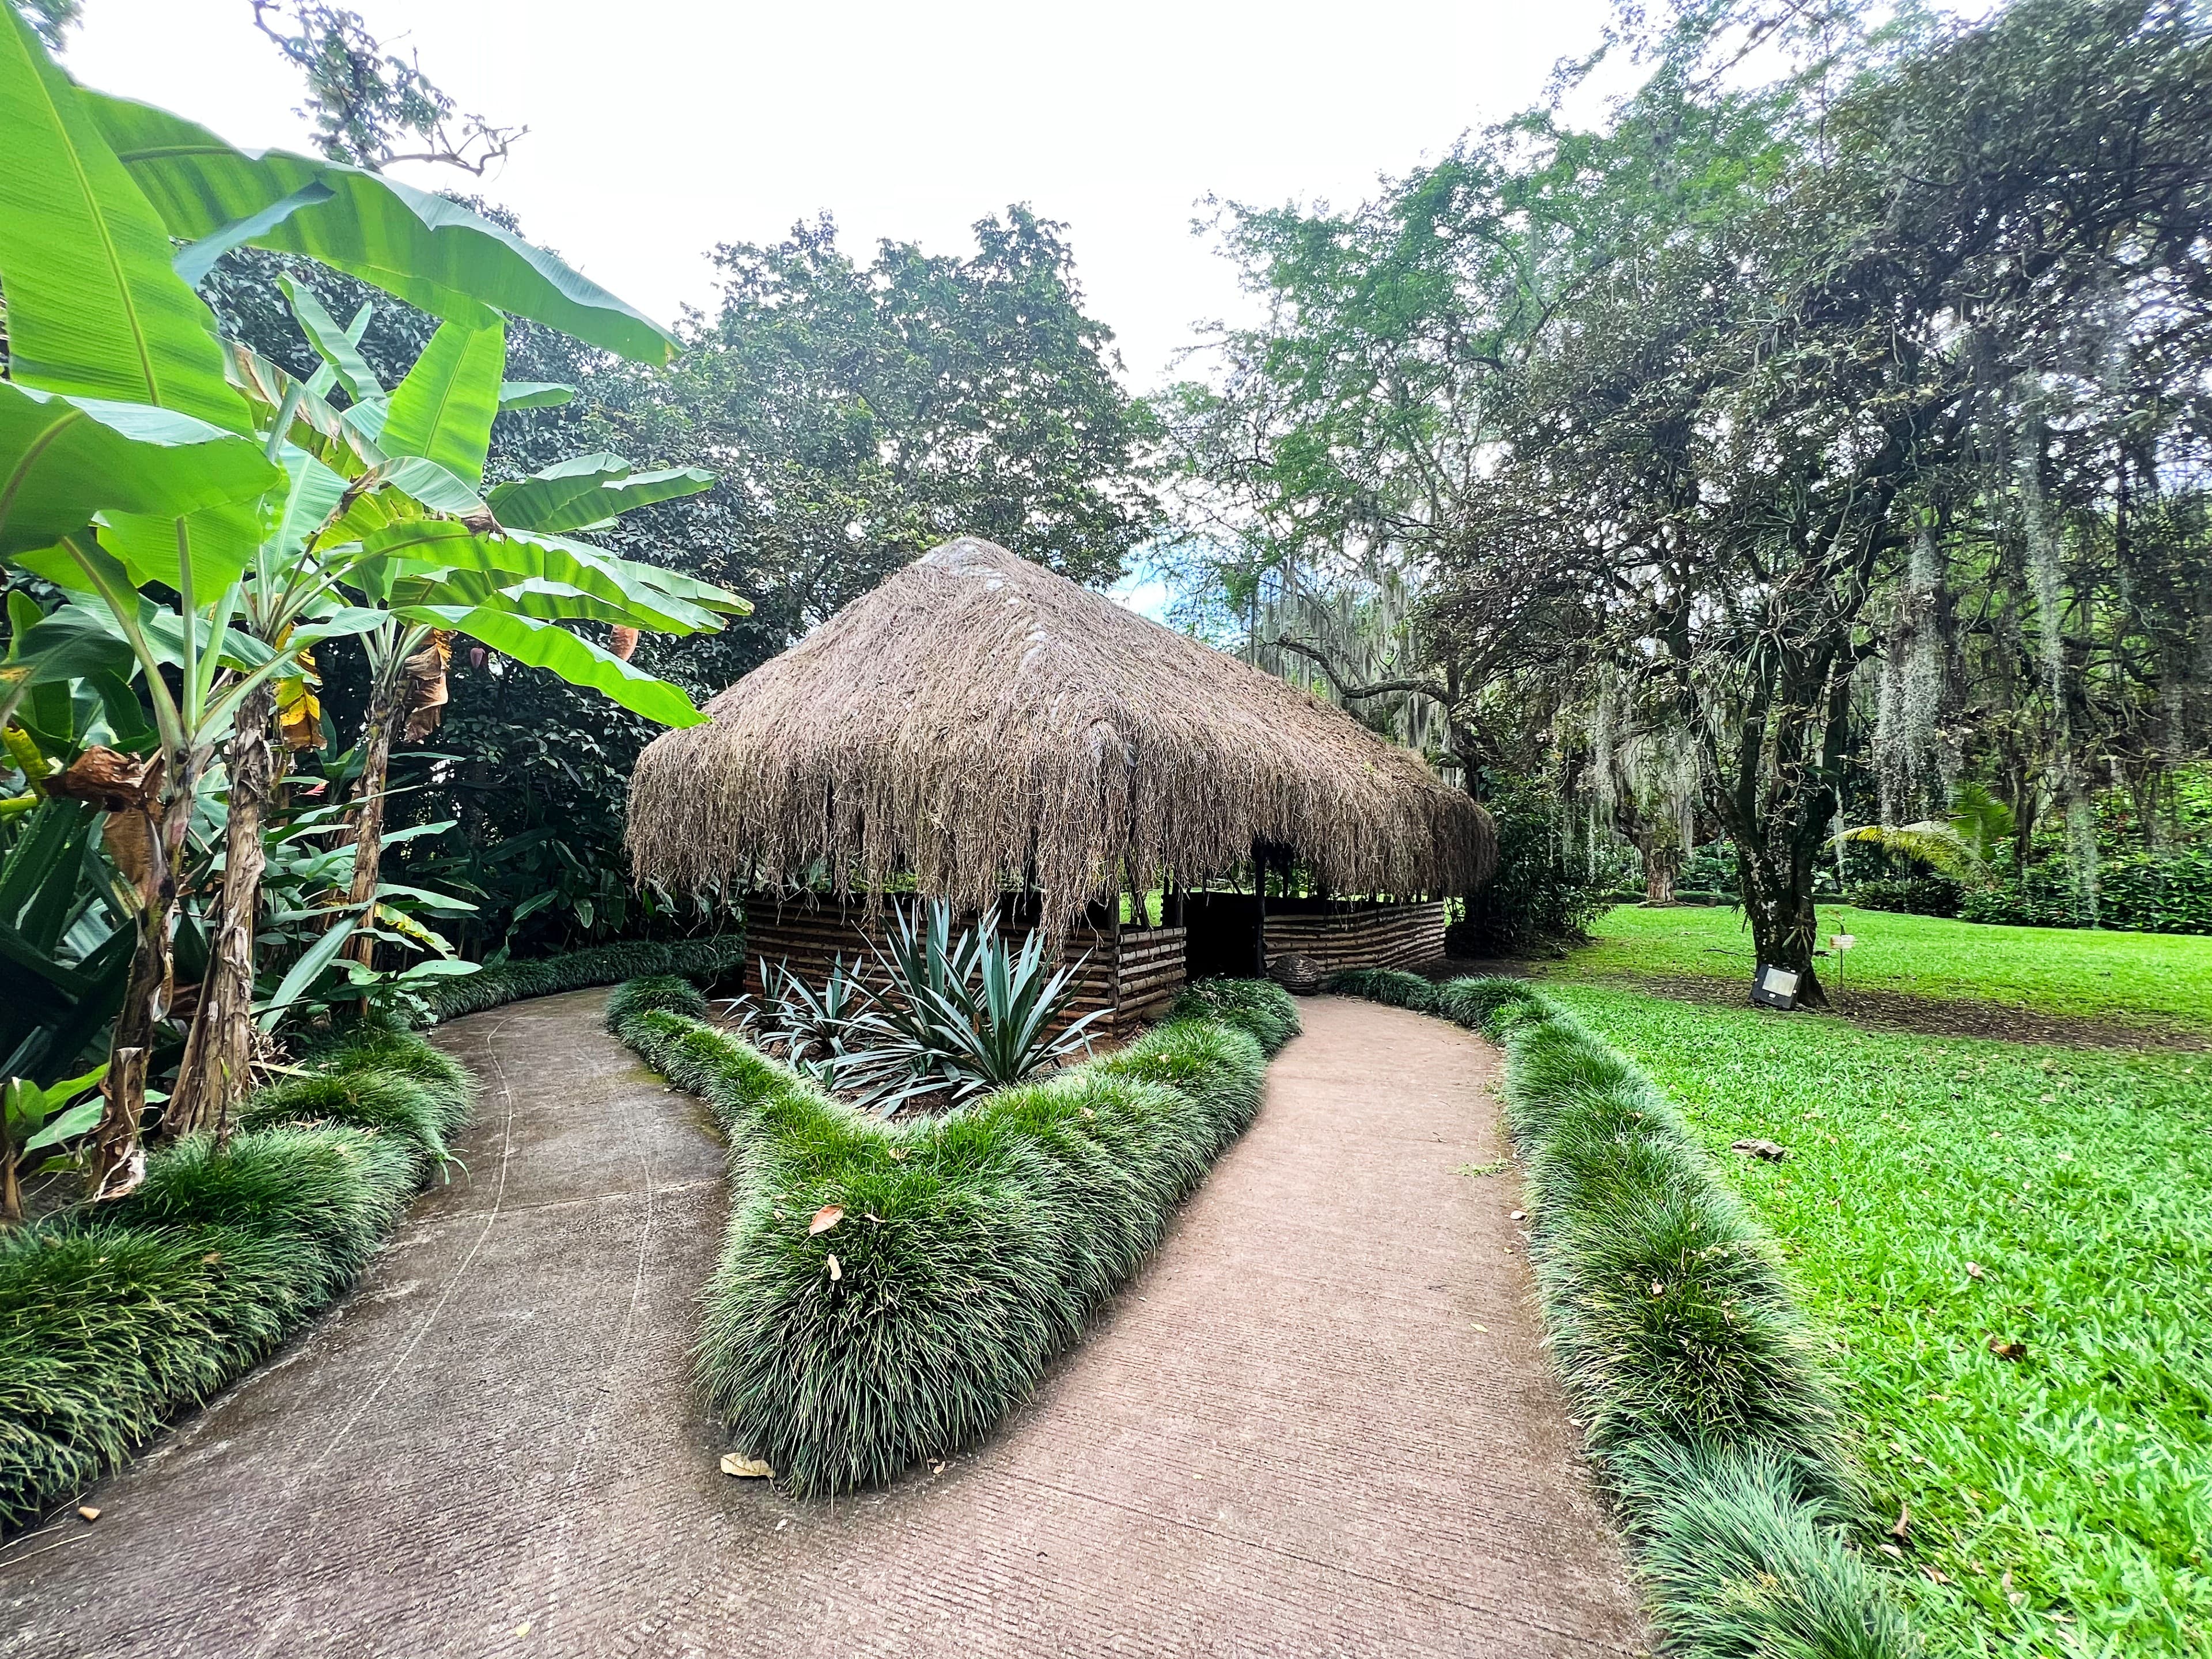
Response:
1261,900,1449,974
739,899,1187,1037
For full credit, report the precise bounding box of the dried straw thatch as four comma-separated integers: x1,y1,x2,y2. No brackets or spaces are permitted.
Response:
627,539,1495,930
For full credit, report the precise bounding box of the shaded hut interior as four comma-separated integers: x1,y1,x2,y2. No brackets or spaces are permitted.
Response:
627,538,1496,1033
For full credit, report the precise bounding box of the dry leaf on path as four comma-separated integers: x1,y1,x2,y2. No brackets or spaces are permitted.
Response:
77,1506,100,1522
719,1453,775,1479
808,1205,844,1236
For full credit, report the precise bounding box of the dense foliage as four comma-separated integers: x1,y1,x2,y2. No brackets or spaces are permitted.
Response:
0,1025,466,1531
1160,0,2212,990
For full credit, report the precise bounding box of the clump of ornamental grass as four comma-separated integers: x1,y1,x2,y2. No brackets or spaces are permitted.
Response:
1616,1440,1915,1659
1165,976,1301,1053
611,978,1279,1495
241,1071,454,1170
0,1221,305,1529
1323,966,1438,1011
106,1127,414,1301
1327,970,1909,1656
605,972,711,1031
0,1030,478,1534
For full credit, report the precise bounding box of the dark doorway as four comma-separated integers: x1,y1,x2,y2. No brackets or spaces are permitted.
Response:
1184,892,1264,980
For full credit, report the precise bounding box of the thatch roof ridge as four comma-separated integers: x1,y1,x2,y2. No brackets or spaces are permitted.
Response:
627,538,1495,928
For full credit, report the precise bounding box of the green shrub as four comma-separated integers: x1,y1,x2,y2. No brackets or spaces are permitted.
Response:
1848,876,1964,918
1959,849,2212,934
1164,976,1301,1054
1323,967,1437,1011
611,981,1274,1495
1452,775,1616,953
0,1028,475,1533
605,972,711,1030
1328,971,1908,1655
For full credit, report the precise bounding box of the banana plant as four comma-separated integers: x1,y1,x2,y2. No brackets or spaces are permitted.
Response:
0,10,742,1185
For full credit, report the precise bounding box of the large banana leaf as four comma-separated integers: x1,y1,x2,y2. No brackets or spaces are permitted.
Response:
280,276,384,408
0,11,244,431
379,320,505,489
393,604,707,727
82,93,681,366
0,382,279,556
487,453,717,533
96,502,264,596
363,521,719,632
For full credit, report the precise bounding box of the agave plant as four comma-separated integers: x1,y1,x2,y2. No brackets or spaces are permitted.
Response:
843,901,1100,1115
753,955,872,1092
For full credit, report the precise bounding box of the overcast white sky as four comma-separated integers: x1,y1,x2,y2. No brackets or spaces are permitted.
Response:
65,0,1619,390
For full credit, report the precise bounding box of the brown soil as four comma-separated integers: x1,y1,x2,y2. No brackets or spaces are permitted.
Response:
0,990,1645,1657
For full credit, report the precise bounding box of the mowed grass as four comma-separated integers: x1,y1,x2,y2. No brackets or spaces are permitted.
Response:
1560,902,2212,1036
1545,979,2212,1657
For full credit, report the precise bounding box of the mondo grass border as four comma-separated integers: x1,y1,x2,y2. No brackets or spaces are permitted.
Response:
0,1025,475,1535
1325,969,1915,1659
605,974,1300,1495
404,934,746,1026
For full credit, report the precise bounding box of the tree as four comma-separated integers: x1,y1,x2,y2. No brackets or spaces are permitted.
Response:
1162,0,2212,999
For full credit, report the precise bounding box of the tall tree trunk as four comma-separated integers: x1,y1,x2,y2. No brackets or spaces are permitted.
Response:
342,666,407,971
1642,834,1681,906
1736,837,1827,1008
169,683,275,1141
84,760,196,1199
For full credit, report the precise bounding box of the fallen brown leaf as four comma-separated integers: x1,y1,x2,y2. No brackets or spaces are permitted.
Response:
719,1453,774,1478
808,1205,844,1236
77,1505,100,1522
1965,1261,1986,1281
1987,1335,2027,1361
1730,1138,1790,1161
1890,1503,1911,1541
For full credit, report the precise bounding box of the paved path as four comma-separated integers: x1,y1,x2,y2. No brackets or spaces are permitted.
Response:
0,991,1645,1657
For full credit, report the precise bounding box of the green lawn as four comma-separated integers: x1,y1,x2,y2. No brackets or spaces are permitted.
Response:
1536,908,2212,1656
1561,902,2212,1036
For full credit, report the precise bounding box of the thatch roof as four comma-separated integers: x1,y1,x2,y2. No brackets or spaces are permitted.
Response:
627,539,1495,930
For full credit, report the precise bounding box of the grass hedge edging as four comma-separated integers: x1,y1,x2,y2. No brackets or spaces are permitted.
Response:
1326,968,1915,1659
0,1025,475,1534
405,934,746,1025
604,973,1300,1495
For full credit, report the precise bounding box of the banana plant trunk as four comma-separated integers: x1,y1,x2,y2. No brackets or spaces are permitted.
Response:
342,665,407,971
85,758,198,1200
169,683,275,1141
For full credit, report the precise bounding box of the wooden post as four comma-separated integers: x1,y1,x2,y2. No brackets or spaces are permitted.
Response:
1251,839,1269,976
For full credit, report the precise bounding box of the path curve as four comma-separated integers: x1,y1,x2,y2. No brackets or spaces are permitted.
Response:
0,991,1645,1657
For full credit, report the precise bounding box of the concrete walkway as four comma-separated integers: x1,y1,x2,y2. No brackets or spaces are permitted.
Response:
0,991,1645,1658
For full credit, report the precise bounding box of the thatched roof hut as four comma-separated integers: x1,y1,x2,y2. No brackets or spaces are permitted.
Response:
627,538,1495,931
